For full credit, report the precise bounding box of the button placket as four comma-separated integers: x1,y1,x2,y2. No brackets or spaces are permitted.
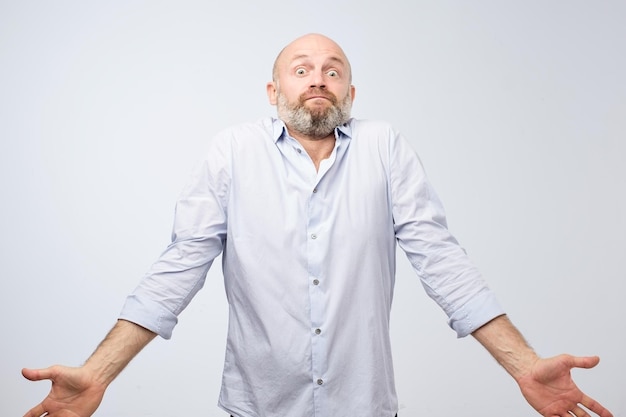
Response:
307,172,330,403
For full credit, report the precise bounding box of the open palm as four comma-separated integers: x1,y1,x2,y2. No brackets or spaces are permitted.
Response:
22,366,106,417
518,354,612,417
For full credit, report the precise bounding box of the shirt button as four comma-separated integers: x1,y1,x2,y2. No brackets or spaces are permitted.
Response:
312,188,318,193
317,379,324,385
311,234,317,239
315,328,321,334
313,279,320,285
296,148,302,153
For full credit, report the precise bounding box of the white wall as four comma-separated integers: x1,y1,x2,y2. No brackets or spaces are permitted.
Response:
3,1,624,416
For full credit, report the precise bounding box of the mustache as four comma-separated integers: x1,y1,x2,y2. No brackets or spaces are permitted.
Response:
299,88,338,104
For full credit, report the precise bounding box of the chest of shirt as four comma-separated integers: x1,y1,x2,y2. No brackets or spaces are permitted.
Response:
225,133,394,246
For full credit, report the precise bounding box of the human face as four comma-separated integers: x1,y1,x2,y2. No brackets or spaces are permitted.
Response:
267,34,356,138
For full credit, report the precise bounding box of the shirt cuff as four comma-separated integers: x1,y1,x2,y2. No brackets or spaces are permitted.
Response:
118,294,178,340
448,290,505,338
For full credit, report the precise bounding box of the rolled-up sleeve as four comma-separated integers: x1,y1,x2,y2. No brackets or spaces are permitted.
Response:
389,131,504,337
119,134,231,339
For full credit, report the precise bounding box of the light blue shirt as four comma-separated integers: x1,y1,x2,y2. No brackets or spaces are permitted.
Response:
119,117,504,417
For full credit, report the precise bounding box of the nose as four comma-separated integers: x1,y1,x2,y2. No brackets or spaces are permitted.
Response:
310,70,326,89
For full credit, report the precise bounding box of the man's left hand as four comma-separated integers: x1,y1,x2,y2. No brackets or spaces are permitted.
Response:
517,354,612,417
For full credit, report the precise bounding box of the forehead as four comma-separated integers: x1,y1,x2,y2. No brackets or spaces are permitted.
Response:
279,36,349,69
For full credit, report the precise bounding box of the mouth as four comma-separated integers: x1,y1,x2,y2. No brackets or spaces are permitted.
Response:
304,95,334,104
299,89,337,105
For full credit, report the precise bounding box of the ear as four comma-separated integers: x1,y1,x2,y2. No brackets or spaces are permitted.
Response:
266,81,278,105
350,84,356,102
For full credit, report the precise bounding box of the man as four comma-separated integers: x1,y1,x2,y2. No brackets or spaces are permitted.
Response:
22,33,612,417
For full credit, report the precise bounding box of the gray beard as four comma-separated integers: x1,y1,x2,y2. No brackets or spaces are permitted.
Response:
277,90,352,139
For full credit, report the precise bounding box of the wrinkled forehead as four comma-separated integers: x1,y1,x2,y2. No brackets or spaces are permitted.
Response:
273,35,352,80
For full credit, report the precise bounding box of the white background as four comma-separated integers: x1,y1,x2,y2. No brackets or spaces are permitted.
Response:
2,1,624,416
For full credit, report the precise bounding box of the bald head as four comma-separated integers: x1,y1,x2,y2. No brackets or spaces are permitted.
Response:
272,33,352,83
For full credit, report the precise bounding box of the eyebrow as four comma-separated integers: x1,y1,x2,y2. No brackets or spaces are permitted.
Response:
289,54,347,68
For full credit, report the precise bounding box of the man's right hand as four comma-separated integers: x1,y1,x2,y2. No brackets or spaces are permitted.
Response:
22,365,106,417
22,320,156,416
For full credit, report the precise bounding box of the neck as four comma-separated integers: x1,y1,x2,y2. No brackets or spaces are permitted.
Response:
287,127,336,171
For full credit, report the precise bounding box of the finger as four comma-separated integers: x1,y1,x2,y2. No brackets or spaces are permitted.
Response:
580,394,614,417
22,402,46,417
569,406,591,417
22,367,55,382
567,355,601,370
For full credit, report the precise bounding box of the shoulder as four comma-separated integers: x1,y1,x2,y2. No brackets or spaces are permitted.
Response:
212,117,275,145
198,118,275,169
346,118,400,142
348,118,395,132
344,118,406,154
346,118,421,167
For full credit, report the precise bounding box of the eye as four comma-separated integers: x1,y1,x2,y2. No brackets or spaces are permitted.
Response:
327,70,339,77
295,68,307,75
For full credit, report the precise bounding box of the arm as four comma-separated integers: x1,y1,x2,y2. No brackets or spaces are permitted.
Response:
22,319,156,417
472,315,613,417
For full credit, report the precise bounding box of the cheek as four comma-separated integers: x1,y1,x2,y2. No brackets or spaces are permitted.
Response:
329,80,350,94
332,86,351,102
276,87,294,102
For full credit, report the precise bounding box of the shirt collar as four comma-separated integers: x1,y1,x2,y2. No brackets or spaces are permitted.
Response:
271,117,354,143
